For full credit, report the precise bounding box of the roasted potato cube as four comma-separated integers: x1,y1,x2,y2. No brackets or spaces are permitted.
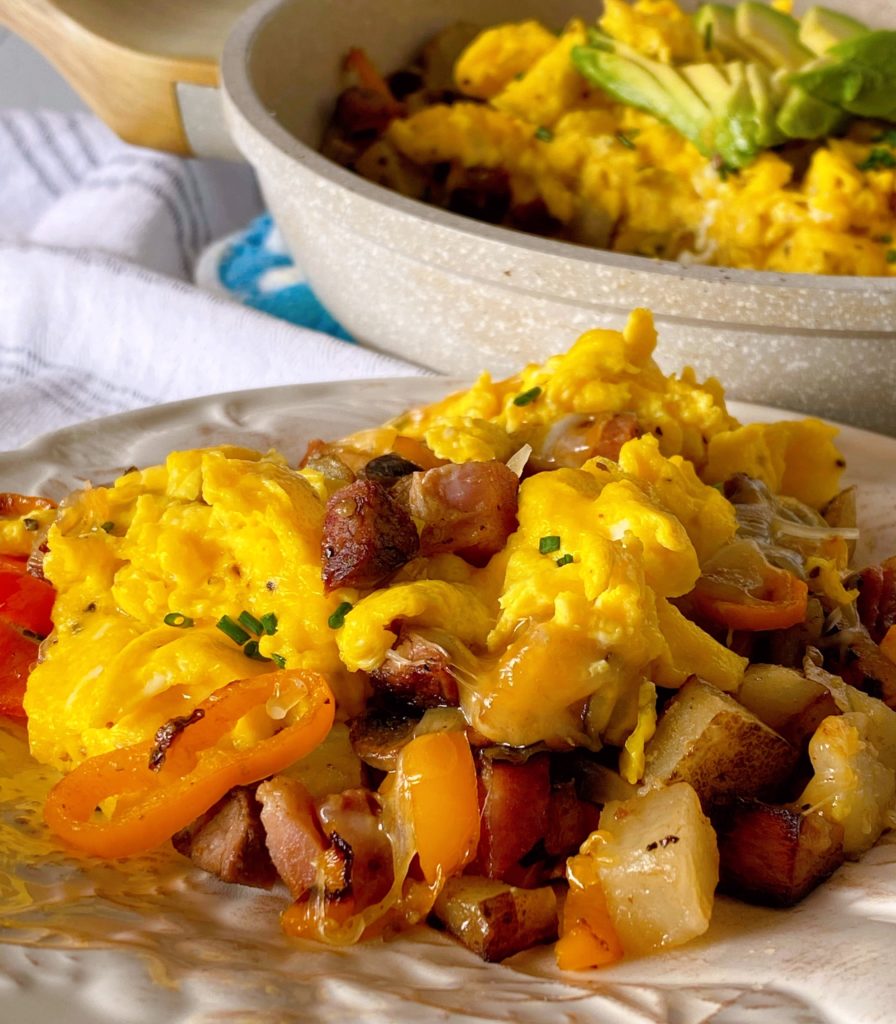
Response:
596,782,718,956
737,664,840,749
716,799,845,906
433,876,559,962
644,677,798,808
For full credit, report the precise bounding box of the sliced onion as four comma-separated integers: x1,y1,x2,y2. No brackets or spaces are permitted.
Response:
505,443,532,479
773,517,860,543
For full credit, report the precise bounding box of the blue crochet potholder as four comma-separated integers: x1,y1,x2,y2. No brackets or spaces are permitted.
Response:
213,214,354,342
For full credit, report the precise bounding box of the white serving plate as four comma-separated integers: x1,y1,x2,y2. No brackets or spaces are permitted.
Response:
1,377,895,1024
220,0,896,434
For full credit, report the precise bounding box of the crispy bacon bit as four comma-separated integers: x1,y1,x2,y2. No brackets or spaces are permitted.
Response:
172,786,276,889
256,776,328,900
715,799,845,907
855,558,896,644
360,452,422,485
321,479,420,591
369,629,459,708
475,754,551,880
399,461,519,566
148,708,205,771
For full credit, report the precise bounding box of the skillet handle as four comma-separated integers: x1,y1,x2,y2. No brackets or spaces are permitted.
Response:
0,0,235,157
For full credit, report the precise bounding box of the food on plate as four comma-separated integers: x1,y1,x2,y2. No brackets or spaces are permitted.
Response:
323,1,896,275
4,307,896,968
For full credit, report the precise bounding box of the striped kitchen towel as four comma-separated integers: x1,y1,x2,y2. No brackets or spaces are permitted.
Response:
0,109,424,451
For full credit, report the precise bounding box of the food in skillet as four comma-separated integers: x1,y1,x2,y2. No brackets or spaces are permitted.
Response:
322,1,896,275
4,308,896,967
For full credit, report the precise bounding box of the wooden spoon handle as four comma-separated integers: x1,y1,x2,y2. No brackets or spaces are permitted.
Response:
0,0,220,155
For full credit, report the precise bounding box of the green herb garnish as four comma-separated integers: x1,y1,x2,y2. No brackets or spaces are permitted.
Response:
164,612,194,628
534,126,554,142
238,610,265,636
616,131,636,149
243,640,270,662
100,521,115,533
873,129,896,146
271,653,287,669
703,22,713,51
328,601,353,629
513,386,542,407
539,535,561,554
887,250,896,264
260,612,278,636
857,148,896,172
556,553,574,568
217,615,250,646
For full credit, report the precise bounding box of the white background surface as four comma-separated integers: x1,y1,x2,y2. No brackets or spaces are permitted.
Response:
0,28,84,111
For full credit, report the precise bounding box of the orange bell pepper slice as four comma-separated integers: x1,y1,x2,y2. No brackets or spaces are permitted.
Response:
555,877,624,970
44,669,334,859
693,565,808,632
398,731,479,885
0,555,55,635
0,618,40,719
0,493,56,518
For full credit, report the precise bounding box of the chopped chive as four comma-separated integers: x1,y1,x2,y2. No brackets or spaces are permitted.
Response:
514,71,525,81
100,521,115,533
238,610,265,636
244,640,271,662
872,129,896,146
22,517,39,531
260,612,278,636
556,553,574,568
703,22,713,50
539,535,561,554
615,131,636,149
857,148,896,172
271,653,287,669
875,233,893,244
513,386,542,407
217,615,251,646
164,612,194,628
534,126,554,142
887,250,896,264
328,601,353,629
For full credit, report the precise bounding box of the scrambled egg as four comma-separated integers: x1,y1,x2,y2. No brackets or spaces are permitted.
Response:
22,311,845,785
381,3,896,275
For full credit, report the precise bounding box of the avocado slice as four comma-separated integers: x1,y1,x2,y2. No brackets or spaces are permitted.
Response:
735,1,813,71
776,85,847,138
799,7,867,57
572,44,711,148
744,62,786,148
792,31,896,120
694,4,759,62
683,62,767,165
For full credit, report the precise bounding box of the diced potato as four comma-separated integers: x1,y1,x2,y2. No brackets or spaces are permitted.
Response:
594,782,718,956
737,663,840,749
716,799,844,906
799,712,896,856
433,876,559,961
644,677,798,808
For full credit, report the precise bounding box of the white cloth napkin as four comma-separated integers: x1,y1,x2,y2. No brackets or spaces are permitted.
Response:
0,110,425,452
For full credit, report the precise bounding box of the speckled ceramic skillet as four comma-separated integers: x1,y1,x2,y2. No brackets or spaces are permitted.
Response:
221,0,896,433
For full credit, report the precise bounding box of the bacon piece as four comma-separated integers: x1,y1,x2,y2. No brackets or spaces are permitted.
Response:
543,781,601,858
855,558,896,644
715,799,845,907
321,479,419,591
172,786,276,889
475,755,551,880
316,789,394,908
399,461,519,566
256,776,327,899
369,629,459,708
838,631,896,708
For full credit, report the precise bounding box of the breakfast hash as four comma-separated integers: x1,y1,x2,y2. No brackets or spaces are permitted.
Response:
2,308,896,966
323,0,896,276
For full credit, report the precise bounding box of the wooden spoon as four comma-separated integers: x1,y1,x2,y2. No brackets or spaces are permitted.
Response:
0,0,254,157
